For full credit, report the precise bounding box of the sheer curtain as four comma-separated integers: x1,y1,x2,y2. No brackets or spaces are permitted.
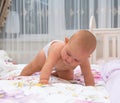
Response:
92,0,120,28
0,0,120,63
48,0,65,39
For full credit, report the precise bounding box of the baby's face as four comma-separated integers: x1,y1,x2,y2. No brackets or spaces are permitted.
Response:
61,42,90,66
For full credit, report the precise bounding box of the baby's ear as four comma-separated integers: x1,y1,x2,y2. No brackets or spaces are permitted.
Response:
65,37,69,43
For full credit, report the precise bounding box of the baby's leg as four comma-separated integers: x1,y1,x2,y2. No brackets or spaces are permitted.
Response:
56,69,74,80
20,50,46,76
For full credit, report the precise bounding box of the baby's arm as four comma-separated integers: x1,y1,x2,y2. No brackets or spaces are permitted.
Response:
20,50,46,76
80,60,95,86
40,42,64,84
40,58,56,84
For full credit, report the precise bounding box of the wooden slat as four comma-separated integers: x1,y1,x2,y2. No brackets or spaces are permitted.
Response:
112,37,116,57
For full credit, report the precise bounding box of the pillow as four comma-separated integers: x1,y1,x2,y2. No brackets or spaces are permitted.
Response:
100,59,120,82
0,50,12,62
99,59,120,103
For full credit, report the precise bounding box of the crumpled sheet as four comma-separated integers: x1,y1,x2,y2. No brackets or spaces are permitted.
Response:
99,59,120,103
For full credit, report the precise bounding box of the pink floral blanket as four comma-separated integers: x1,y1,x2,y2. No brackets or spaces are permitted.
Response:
0,62,110,103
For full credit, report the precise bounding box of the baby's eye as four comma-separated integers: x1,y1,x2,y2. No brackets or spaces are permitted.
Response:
67,52,71,56
74,59,79,62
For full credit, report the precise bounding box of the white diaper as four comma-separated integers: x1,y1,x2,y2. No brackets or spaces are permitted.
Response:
43,40,63,58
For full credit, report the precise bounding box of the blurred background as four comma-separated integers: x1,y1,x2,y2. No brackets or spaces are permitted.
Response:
0,0,120,63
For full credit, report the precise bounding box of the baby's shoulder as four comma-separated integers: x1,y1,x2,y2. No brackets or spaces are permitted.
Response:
51,40,65,48
48,40,64,55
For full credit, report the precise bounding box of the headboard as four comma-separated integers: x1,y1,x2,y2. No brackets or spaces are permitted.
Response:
89,16,120,64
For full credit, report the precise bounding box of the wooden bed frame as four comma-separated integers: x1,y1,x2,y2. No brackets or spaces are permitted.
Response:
89,16,120,63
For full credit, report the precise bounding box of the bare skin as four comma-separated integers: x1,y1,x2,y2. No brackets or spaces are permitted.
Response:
20,30,96,86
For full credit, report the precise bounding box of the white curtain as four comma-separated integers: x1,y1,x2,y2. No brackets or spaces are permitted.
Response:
48,0,65,39
6,11,20,34
0,0,120,63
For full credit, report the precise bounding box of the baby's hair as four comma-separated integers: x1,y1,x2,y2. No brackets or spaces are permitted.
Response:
69,30,96,54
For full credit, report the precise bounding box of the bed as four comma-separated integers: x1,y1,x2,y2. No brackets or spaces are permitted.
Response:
0,50,110,103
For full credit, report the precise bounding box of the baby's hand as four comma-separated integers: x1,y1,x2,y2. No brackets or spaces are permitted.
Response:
35,80,49,87
39,79,49,85
35,83,45,86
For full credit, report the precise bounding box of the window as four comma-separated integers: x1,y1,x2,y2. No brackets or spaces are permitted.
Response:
11,0,48,34
2,0,120,35
65,0,89,29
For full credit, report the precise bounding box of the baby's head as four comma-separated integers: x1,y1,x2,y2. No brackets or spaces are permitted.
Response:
69,30,96,55
61,30,96,65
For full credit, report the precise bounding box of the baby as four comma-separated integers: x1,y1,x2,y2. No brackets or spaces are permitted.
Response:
20,30,96,86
